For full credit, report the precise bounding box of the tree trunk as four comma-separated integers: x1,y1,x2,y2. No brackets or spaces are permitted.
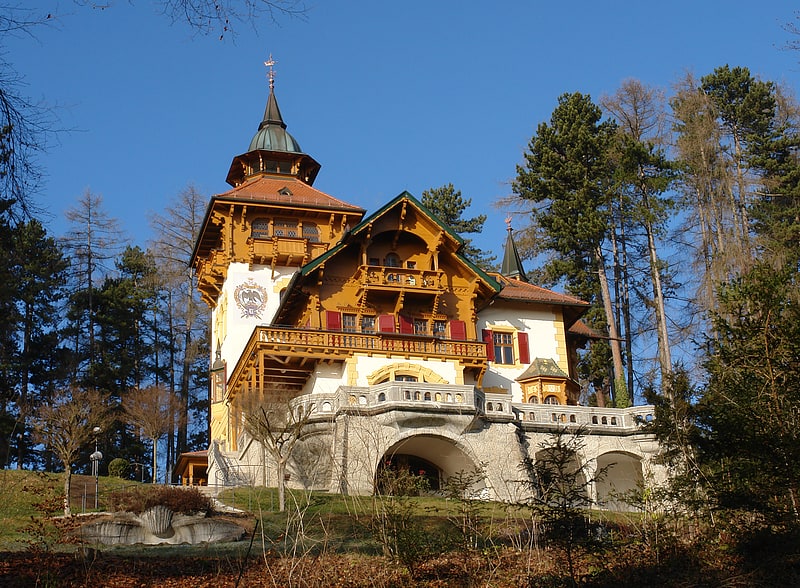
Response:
645,217,672,397
152,438,158,484
277,459,286,512
63,465,72,516
595,248,625,406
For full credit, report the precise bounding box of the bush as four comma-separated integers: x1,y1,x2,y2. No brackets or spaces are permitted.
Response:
108,458,129,479
107,485,213,514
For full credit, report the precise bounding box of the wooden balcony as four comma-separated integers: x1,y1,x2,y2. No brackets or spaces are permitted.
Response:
226,325,488,398
355,266,445,294
250,237,329,266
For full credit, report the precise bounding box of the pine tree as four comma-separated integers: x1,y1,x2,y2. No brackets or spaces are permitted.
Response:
512,92,623,406
420,184,497,271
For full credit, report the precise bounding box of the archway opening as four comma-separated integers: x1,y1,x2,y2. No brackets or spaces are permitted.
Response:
375,434,485,497
595,451,644,511
376,454,441,493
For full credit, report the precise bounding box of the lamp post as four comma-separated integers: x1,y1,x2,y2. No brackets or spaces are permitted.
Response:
89,426,102,510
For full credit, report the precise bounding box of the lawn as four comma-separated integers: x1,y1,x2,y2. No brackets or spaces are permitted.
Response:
2,469,800,587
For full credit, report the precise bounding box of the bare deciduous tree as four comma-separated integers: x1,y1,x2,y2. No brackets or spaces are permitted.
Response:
32,387,111,515
123,384,183,483
239,389,311,512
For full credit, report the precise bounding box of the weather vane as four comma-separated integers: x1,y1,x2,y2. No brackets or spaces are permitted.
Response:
264,54,277,90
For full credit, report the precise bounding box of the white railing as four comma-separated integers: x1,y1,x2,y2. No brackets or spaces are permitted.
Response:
510,402,654,431
285,384,653,433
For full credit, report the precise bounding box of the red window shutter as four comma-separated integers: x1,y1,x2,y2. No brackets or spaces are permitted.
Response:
398,314,413,334
482,329,494,360
326,310,341,331
378,314,395,333
518,332,530,364
449,320,466,341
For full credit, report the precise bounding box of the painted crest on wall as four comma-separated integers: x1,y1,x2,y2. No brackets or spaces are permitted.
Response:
234,279,268,319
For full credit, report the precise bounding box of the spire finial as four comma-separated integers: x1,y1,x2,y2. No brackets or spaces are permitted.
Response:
505,215,513,231
264,54,277,91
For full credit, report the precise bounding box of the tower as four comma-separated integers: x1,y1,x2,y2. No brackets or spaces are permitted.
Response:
191,61,365,448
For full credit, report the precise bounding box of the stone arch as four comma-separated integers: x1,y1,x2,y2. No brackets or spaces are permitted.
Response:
366,362,449,385
375,432,486,496
595,451,644,510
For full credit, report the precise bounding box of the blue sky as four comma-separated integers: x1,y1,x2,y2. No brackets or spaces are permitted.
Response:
6,1,799,260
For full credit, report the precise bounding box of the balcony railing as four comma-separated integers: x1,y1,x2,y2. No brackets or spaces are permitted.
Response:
355,265,445,292
281,384,654,434
255,326,487,360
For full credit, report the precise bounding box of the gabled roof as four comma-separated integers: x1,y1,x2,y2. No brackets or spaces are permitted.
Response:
190,176,364,269
272,192,502,323
568,319,607,340
491,273,588,307
300,192,500,291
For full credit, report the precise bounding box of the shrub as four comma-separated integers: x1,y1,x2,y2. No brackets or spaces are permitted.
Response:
107,485,212,515
108,458,129,479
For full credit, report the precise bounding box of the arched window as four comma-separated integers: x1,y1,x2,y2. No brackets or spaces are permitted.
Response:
251,218,270,239
569,414,576,423
274,219,298,237
378,392,386,402
321,402,332,412
384,252,401,267
544,395,559,405
486,402,494,411
302,222,320,242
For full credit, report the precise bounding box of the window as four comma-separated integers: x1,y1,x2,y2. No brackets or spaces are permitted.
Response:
274,219,298,237
251,218,270,239
361,315,375,333
342,313,357,332
369,257,380,266
544,395,559,405
302,223,320,242
384,253,401,267
493,332,515,364
406,261,416,269
395,375,418,382
414,318,428,335
433,321,446,336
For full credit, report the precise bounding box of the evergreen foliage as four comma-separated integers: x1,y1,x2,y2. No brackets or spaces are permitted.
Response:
421,183,497,271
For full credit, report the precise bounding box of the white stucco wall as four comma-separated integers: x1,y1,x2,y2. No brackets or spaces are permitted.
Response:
477,305,563,403
211,262,298,370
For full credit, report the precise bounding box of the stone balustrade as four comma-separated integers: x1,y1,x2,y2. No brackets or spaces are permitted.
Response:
286,383,654,433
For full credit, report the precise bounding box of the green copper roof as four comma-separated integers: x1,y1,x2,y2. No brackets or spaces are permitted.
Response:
248,89,303,153
516,357,569,381
500,225,528,282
